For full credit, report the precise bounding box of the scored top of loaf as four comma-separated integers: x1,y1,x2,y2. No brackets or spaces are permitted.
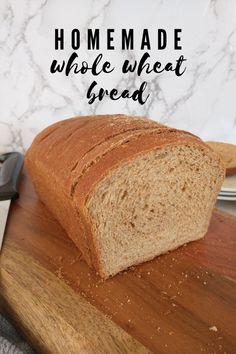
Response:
27,114,205,200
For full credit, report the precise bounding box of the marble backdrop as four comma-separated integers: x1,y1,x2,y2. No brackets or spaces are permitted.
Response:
0,0,236,152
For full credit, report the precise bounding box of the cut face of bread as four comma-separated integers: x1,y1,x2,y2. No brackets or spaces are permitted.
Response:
87,144,224,278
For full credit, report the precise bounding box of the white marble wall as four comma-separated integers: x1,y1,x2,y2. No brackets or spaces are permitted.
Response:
0,0,236,152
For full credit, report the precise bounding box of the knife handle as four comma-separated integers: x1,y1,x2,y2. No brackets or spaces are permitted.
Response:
0,152,24,201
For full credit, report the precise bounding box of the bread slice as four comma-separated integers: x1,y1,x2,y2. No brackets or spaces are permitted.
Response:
206,141,236,176
26,115,225,278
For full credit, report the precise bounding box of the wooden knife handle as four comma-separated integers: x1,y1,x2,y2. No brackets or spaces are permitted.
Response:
0,152,24,201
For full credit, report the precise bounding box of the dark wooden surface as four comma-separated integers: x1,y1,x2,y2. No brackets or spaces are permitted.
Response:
1,170,236,354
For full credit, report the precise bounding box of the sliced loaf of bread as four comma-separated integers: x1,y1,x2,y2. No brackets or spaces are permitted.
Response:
26,115,225,278
206,141,236,176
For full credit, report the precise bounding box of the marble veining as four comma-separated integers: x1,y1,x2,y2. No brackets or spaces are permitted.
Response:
0,0,236,152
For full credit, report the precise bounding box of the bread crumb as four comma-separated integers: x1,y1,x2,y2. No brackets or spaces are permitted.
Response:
172,303,177,307
185,274,188,278
169,331,174,335
203,281,207,285
164,310,171,316
105,314,112,320
127,298,131,303
128,319,131,323
209,326,218,332
147,271,151,275
55,267,63,279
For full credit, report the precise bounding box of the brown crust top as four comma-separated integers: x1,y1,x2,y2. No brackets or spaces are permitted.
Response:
29,115,166,191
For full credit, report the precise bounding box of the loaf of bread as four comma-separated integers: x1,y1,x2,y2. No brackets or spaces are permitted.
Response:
26,115,225,278
206,141,236,176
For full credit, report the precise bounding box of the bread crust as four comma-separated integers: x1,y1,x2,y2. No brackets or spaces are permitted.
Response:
26,115,225,277
226,167,236,176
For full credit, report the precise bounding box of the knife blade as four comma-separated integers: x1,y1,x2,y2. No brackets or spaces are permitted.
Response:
0,199,10,250
0,152,23,251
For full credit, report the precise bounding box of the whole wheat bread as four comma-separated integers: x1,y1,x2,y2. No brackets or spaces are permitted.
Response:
206,141,236,176
26,115,225,278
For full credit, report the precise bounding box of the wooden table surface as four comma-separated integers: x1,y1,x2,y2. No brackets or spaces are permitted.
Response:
0,170,236,354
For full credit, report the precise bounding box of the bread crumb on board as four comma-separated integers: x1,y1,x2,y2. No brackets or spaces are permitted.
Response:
209,325,218,332
55,266,63,279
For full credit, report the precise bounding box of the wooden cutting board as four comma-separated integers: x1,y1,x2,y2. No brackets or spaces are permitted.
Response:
0,170,236,354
